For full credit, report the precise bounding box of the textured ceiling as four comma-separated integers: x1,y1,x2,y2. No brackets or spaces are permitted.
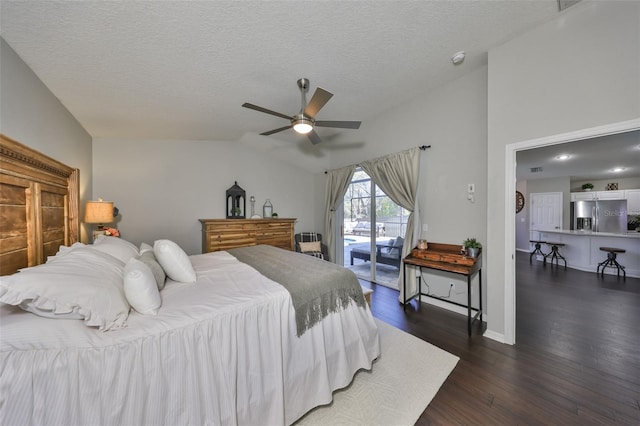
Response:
1,0,563,145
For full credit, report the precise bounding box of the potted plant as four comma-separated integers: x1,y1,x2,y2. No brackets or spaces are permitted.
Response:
462,237,482,258
581,183,594,191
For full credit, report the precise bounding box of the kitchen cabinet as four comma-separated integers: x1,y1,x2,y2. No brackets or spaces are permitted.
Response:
596,190,625,200
625,189,640,215
570,190,625,201
571,192,596,201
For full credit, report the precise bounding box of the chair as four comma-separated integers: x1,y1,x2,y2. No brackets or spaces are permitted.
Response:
294,232,328,261
543,242,566,269
597,247,626,278
529,240,546,263
349,237,403,269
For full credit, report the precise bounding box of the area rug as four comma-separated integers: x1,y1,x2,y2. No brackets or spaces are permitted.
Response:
295,318,459,425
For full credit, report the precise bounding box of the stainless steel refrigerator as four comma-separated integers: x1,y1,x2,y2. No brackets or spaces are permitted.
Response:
570,200,628,233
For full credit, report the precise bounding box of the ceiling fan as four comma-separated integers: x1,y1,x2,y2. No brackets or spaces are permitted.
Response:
242,78,361,145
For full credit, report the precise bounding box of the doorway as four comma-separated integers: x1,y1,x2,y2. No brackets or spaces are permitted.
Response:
342,168,407,288
505,118,640,344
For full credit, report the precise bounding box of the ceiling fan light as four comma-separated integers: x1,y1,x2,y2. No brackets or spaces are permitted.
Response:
293,118,313,134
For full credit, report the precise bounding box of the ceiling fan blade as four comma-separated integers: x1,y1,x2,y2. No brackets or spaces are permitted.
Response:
307,130,322,145
315,120,362,129
242,103,292,120
304,88,333,118
260,125,292,136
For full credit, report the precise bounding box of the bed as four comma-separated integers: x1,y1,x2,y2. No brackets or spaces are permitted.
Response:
0,135,380,425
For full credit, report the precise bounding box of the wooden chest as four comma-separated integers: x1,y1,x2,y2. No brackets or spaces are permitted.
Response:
199,218,296,253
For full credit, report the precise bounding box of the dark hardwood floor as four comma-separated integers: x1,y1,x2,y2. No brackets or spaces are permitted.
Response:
363,251,640,425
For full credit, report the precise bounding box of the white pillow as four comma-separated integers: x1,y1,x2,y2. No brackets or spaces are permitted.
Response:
92,235,139,263
139,242,153,254
138,250,166,290
124,258,161,315
0,246,130,331
153,239,196,283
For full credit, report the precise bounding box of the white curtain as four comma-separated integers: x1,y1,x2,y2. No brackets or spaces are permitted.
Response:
324,165,356,263
360,147,421,303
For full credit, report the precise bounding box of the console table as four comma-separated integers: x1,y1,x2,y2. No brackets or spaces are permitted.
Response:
402,243,483,335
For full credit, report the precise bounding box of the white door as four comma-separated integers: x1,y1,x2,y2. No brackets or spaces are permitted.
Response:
530,192,563,237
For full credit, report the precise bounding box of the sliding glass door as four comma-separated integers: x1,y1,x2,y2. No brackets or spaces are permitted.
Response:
342,168,408,288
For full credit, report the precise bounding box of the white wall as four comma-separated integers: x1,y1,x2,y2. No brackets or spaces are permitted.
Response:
93,138,319,254
0,38,94,241
487,1,640,340
329,66,488,312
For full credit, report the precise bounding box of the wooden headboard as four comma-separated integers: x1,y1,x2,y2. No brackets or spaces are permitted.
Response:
0,134,80,275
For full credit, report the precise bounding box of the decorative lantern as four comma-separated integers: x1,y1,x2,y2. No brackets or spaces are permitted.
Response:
226,181,246,219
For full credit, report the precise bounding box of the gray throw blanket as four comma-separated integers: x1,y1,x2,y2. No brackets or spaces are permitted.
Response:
227,245,366,336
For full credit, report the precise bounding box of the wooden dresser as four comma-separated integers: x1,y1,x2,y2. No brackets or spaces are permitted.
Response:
199,218,296,253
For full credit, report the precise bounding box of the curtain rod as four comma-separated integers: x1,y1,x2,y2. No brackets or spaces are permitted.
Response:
324,145,431,174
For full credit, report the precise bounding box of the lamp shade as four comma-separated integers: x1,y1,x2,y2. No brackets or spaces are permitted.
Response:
84,200,114,224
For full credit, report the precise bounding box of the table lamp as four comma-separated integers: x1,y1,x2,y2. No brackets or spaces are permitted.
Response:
84,198,114,241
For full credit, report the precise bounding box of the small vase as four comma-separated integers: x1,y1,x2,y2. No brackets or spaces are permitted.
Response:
263,199,273,218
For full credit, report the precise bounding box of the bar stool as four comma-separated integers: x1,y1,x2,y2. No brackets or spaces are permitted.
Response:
543,242,566,269
529,240,547,263
597,247,626,279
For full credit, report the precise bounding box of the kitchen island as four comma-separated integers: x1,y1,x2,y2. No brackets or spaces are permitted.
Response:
532,230,640,278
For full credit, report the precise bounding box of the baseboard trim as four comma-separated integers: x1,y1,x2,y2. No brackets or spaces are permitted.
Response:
483,329,508,344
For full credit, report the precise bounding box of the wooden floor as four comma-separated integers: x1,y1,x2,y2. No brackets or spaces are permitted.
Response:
363,251,640,425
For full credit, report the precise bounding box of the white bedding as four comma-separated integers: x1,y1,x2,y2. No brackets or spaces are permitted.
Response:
0,251,380,425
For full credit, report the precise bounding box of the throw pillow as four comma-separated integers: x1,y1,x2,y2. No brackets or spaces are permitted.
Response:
138,250,167,290
299,241,321,253
153,239,196,283
124,258,162,315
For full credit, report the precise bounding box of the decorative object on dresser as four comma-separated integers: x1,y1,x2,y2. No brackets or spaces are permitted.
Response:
84,198,115,241
225,181,246,219
200,217,296,253
263,198,273,218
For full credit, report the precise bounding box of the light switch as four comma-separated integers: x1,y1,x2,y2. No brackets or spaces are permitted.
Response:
468,184,475,193
422,224,429,232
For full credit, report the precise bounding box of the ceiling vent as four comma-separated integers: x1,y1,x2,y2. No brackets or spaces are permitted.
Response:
558,0,581,11
530,167,544,173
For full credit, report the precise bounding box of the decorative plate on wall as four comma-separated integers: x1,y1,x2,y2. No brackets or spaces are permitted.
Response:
516,191,525,213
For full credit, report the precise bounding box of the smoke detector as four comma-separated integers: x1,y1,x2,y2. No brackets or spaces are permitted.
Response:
451,51,465,65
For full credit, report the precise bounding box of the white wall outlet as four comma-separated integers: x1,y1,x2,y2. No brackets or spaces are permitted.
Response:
422,223,428,232
468,183,475,193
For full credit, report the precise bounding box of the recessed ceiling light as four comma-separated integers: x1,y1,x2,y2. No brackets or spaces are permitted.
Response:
451,51,465,65
556,154,571,161
611,167,625,173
